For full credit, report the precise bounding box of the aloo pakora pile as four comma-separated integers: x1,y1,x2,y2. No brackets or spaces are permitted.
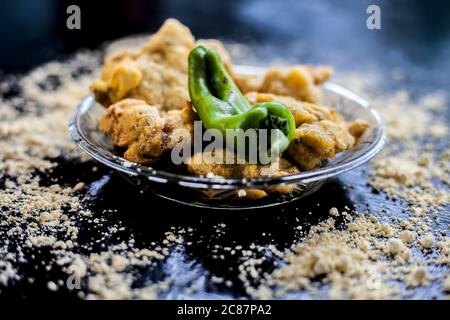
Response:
91,19,368,197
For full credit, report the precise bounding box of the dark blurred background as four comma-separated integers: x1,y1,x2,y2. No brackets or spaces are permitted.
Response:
0,0,450,79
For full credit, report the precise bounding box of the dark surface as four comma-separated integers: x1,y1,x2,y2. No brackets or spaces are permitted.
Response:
1,0,450,76
1,0,449,299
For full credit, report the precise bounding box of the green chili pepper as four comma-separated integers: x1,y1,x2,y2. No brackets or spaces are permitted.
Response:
188,45,295,156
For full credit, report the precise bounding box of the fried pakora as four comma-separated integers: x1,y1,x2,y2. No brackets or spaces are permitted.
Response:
93,19,369,197
91,19,234,111
99,98,195,164
237,65,332,104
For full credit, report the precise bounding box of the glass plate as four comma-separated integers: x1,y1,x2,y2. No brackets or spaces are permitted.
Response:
69,65,385,209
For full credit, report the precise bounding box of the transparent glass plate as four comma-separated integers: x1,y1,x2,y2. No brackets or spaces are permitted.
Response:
69,65,385,210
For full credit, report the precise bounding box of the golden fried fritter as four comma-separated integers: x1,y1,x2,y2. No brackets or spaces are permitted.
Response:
304,65,334,85
287,120,356,170
187,150,300,195
245,92,337,127
99,98,195,164
90,19,235,110
91,19,195,110
236,65,332,104
244,92,367,171
163,103,198,150
187,149,299,179
348,119,369,138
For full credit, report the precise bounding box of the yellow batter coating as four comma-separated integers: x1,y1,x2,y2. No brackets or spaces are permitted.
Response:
287,120,356,170
99,98,195,164
245,92,338,127
91,19,234,110
348,119,370,138
187,150,300,195
187,150,299,179
237,65,332,104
